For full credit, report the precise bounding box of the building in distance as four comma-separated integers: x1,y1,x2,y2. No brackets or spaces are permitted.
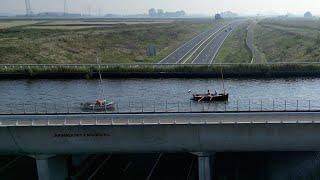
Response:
148,8,186,18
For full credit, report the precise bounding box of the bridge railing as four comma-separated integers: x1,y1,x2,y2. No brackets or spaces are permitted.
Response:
0,99,320,115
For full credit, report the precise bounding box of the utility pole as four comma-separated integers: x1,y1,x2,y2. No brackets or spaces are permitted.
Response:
25,0,32,16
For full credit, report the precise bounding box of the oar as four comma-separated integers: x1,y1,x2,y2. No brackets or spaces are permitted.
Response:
198,96,205,103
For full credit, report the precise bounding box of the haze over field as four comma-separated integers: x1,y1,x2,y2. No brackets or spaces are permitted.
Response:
1,0,320,16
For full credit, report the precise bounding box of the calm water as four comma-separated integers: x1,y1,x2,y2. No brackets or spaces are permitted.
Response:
1,78,320,113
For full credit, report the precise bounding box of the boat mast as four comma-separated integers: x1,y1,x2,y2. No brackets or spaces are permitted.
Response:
96,57,105,99
221,67,225,93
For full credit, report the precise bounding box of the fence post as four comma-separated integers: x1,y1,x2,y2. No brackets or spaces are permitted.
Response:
142,102,144,113
260,100,263,111
273,100,275,111
296,100,299,111
166,101,168,112
116,102,119,113
129,101,131,113
237,100,239,112
67,103,70,114
178,102,180,112
284,100,287,111
154,101,156,113
309,100,311,111
224,102,227,111
202,102,205,112
249,100,251,112
23,103,26,114
10,104,13,114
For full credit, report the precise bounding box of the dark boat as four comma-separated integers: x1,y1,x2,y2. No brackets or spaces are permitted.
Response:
191,68,229,102
192,93,229,102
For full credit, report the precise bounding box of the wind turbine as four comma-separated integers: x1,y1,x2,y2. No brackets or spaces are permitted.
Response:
25,0,32,16
64,0,68,16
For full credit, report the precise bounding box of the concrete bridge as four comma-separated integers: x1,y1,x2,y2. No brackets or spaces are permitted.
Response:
1,111,320,180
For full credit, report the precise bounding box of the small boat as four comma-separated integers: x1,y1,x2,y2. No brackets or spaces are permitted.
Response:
191,68,229,102
81,99,115,111
81,57,115,111
192,93,229,102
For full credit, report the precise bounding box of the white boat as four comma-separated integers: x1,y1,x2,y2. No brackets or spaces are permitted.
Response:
81,57,115,111
81,99,115,111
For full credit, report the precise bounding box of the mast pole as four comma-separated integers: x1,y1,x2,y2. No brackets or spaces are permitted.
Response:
97,57,105,100
221,67,225,94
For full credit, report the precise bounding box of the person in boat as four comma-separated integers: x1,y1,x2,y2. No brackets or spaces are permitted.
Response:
207,90,210,95
96,99,105,106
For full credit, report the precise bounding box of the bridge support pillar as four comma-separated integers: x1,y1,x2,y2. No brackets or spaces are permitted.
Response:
194,152,213,180
34,155,68,180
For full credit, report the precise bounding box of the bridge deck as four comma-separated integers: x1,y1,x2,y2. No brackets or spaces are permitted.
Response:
0,111,320,127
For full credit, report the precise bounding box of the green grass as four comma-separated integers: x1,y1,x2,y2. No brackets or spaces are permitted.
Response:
255,19,320,62
0,20,42,29
215,22,252,63
0,20,213,64
2,64,320,78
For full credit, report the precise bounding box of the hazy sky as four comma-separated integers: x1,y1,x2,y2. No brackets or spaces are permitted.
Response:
1,0,320,16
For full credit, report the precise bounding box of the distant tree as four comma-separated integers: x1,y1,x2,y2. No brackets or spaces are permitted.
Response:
304,11,312,18
148,8,157,17
157,9,164,17
215,13,222,20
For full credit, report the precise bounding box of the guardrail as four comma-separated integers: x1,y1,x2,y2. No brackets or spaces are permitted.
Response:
1,99,320,115
2,62,320,68
2,115,320,127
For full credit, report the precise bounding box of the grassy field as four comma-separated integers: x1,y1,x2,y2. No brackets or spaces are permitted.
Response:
254,18,320,63
0,20,41,29
0,19,212,64
215,21,252,63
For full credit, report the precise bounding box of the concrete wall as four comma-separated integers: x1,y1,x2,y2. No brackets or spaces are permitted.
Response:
1,123,320,154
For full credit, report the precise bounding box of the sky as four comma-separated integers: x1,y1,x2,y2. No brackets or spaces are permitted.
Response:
1,0,320,16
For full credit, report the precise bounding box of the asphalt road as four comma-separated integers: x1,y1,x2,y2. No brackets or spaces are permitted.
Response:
159,22,228,64
192,21,242,64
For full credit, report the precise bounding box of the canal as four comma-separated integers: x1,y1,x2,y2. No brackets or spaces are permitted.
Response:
1,77,320,113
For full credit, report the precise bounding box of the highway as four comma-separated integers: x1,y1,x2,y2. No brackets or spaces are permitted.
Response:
159,22,229,64
159,20,244,64
192,21,242,64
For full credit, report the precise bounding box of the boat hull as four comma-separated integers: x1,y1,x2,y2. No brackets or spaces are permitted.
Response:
192,94,229,102
81,102,115,111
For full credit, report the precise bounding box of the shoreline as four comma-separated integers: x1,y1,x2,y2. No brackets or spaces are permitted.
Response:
2,64,320,79
1,72,320,79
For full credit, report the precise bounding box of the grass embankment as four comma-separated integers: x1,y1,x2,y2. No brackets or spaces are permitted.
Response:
254,18,320,62
246,21,267,63
215,21,252,63
0,20,212,64
2,64,320,78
